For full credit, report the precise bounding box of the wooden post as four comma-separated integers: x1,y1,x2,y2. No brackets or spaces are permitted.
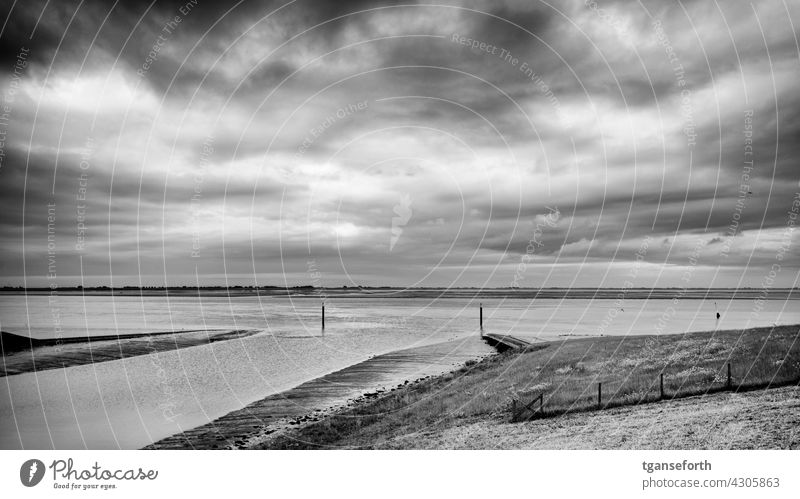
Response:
597,382,602,406
322,303,325,330
660,373,664,399
727,362,731,389
480,303,483,330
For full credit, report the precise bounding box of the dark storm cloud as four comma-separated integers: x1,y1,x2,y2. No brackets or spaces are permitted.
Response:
1,0,799,286
0,0,412,93
0,145,291,236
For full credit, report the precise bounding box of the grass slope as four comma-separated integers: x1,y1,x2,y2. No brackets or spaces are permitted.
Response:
258,324,800,449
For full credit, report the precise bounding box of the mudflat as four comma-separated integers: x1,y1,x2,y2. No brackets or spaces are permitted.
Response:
0,329,259,377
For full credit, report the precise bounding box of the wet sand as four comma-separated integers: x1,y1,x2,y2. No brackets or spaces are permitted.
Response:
146,336,495,449
0,329,259,377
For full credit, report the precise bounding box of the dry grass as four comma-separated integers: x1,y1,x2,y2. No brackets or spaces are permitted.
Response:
258,324,800,449
379,385,800,449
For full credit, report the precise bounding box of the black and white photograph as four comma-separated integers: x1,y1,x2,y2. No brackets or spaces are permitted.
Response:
0,0,798,496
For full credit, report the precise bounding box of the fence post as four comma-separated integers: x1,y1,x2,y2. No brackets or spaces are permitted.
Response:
727,362,731,389
598,382,602,406
480,303,483,330
660,373,664,399
322,303,325,330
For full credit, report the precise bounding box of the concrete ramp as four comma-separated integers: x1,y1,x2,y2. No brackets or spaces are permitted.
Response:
481,332,535,352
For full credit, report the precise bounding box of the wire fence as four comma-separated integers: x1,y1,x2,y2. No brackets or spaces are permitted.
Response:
511,362,800,422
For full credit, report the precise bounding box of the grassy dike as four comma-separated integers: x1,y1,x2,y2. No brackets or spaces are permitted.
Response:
257,324,800,449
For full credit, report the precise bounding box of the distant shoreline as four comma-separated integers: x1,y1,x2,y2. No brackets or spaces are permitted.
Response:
2,287,798,300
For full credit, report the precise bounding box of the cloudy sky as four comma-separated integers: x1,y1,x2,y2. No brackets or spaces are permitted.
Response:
0,0,798,288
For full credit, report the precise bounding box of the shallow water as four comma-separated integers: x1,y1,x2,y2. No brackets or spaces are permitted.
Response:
0,295,797,449
1,295,798,340
150,336,496,449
